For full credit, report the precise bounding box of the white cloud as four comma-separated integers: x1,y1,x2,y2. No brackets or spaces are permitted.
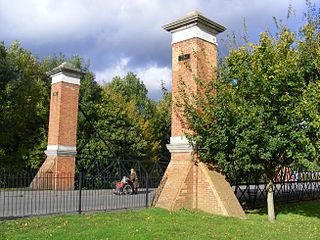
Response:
0,0,309,49
0,0,190,43
0,0,310,42
0,0,314,99
95,57,131,83
1,0,305,43
136,65,171,93
95,57,171,99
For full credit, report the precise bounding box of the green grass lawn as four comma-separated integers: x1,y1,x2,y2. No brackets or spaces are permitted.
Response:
0,201,319,240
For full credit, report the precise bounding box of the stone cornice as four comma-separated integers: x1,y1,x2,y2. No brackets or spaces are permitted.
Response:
167,136,195,153
163,11,226,34
166,143,194,153
47,62,83,79
45,145,77,157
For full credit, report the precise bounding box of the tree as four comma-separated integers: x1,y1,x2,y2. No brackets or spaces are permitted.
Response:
76,85,150,174
182,7,320,222
0,41,172,173
110,72,153,118
149,83,172,162
0,41,50,170
0,42,103,171
108,73,171,162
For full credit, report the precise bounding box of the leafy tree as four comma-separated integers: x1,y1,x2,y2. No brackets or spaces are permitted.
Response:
110,72,153,118
109,73,171,162
77,75,172,174
0,42,103,171
76,85,150,174
182,7,320,222
0,41,50,170
0,42,172,174
149,83,172,162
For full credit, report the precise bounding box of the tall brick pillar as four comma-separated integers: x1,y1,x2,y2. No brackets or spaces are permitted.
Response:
155,11,246,218
31,62,82,190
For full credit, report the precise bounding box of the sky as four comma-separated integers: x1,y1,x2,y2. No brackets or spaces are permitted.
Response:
0,0,315,99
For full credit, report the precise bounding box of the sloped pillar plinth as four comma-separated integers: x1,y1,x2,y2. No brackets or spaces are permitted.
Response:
156,141,245,218
30,156,76,190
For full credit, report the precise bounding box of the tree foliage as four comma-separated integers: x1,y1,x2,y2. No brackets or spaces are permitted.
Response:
77,74,171,174
184,4,320,181
182,4,320,221
110,72,153,118
0,43,171,172
0,41,50,170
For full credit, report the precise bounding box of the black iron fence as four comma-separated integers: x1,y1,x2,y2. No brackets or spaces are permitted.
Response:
234,172,320,209
1,166,320,219
0,171,155,219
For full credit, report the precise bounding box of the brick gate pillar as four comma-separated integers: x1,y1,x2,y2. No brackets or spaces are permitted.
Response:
31,62,82,190
155,11,246,218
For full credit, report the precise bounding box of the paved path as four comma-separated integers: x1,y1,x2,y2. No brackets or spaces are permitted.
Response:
0,188,155,219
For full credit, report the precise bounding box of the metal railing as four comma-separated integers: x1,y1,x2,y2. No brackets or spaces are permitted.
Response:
0,171,154,219
234,172,320,209
1,168,319,219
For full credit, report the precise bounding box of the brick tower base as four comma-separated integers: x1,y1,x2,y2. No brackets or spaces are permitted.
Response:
155,153,246,218
30,156,75,190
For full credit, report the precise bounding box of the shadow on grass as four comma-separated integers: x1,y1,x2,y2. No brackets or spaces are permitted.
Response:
249,200,320,219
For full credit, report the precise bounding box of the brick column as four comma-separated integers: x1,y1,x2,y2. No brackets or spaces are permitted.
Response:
31,62,82,190
155,11,246,218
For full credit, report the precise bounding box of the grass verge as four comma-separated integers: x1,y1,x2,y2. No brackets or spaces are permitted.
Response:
0,201,319,240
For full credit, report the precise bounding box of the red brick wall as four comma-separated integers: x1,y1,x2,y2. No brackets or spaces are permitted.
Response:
157,154,246,218
32,80,80,190
48,82,80,146
196,163,225,215
155,153,193,209
171,38,217,137
30,155,75,190
173,162,196,209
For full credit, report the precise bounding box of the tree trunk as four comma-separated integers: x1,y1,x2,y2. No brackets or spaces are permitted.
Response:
266,178,275,222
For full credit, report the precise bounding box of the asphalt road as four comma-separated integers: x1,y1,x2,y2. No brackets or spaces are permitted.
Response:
0,188,156,219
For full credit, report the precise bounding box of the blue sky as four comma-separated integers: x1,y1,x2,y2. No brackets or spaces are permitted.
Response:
0,0,313,99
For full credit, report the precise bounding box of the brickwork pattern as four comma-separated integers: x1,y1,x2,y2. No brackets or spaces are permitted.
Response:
155,153,193,209
156,154,246,218
173,161,196,209
156,34,246,218
32,81,80,190
30,156,75,190
48,82,80,146
196,163,225,215
171,38,217,137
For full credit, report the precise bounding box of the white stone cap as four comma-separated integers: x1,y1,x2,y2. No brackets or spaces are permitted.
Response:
171,25,218,44
45,145,77,157
163,11,225,44
163,11,225,34
170,136,190,144
47,62,83,85
166,136,194,153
